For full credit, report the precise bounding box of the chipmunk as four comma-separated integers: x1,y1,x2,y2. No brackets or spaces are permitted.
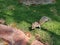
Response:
39,16,51,25
31,22,40,29
31,16,51,29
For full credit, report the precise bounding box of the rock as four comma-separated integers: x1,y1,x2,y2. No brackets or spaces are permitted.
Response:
0,24,48,45
20,0,56,5
0,24,29,45
31,40,44,45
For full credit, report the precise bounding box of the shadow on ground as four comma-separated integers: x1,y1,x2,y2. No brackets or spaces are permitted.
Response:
41,27,60,45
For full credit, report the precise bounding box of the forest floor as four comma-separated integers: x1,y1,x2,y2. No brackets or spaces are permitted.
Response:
0,0,60,45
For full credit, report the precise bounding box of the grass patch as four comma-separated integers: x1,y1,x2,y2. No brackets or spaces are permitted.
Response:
0,0,60,45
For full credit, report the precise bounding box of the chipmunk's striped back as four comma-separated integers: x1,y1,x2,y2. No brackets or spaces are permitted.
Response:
31,16,51,29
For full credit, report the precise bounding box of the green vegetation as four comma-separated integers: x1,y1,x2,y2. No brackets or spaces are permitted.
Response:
0,0,60,45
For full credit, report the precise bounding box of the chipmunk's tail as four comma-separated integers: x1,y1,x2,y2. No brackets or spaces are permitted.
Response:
39,16,51,25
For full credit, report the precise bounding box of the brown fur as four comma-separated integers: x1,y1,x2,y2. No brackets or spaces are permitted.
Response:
31,16,51,29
